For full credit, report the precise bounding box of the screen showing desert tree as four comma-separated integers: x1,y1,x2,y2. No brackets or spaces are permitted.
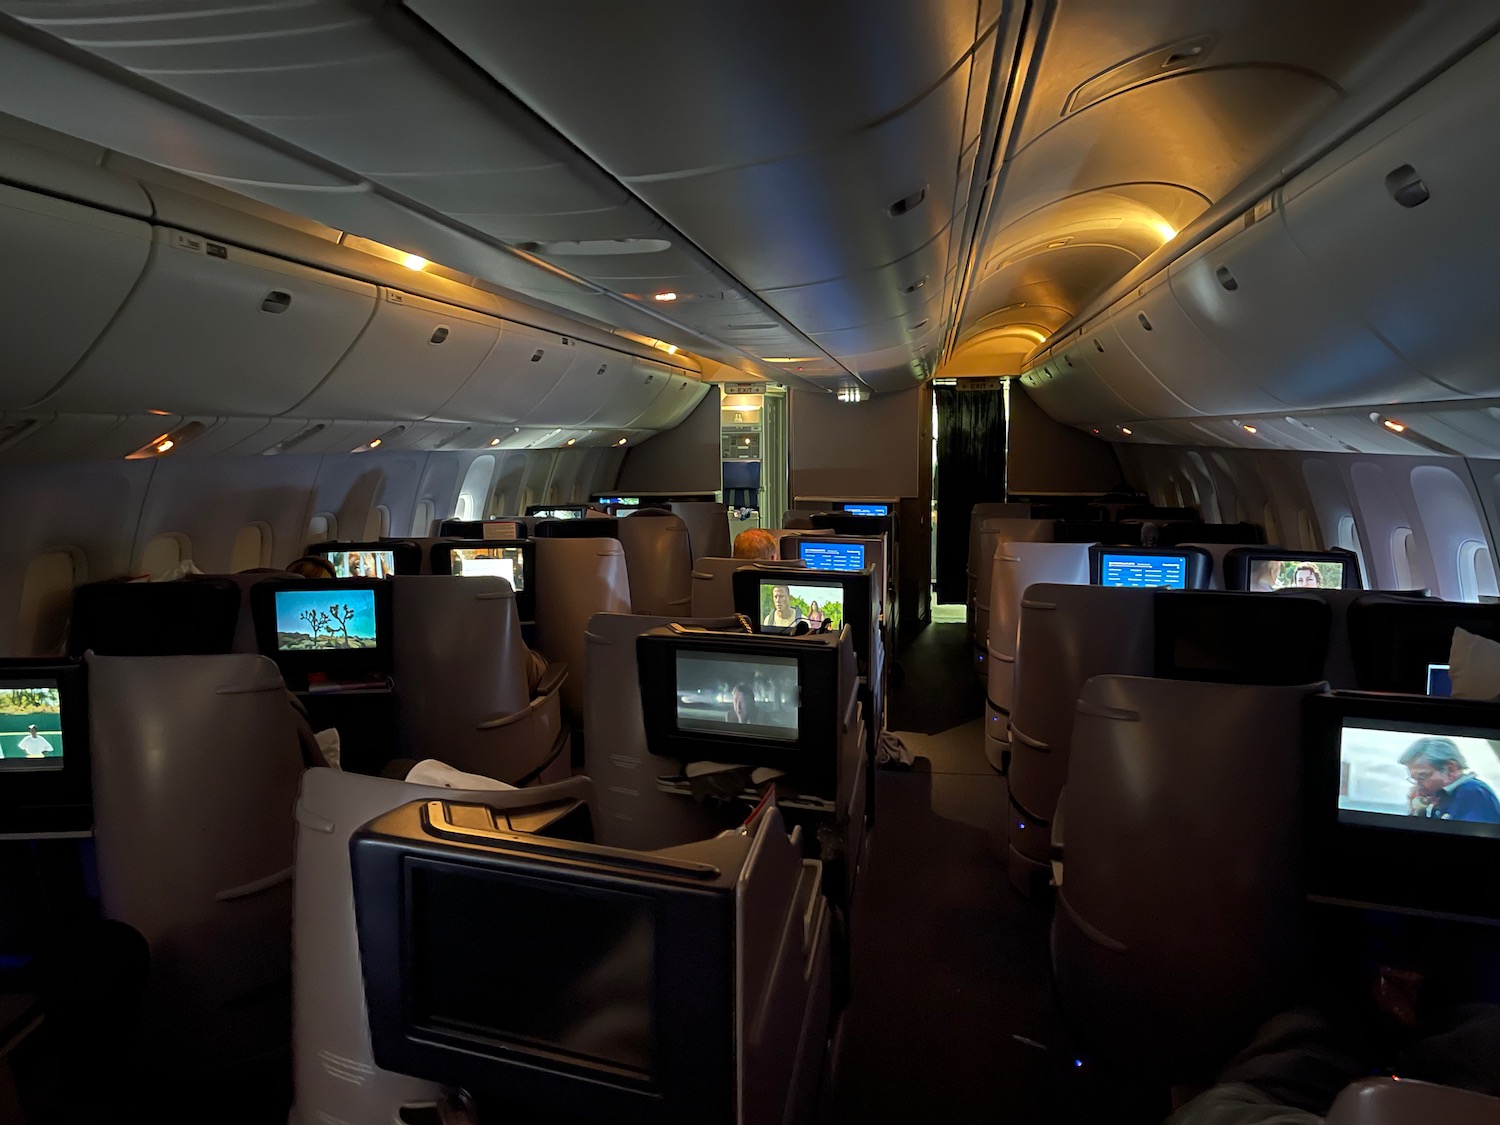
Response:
274,588,378,650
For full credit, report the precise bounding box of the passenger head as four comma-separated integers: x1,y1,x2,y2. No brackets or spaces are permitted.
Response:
730,684,753,722
286,555,338,580
733,529,778,560
1400,737,1468,797
1293,564,1321,588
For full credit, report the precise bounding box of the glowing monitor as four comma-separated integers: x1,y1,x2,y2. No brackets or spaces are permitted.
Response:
842,503,888,516
0,679,64,774
322,549,397,580
272,587,379,653
674,650,800,743
1098,551,1187,590
1337,722,1500,837
797,541,865,572
1248,558,1346,592
1427,663,1453,698
754,580,844,635
450,546,526,590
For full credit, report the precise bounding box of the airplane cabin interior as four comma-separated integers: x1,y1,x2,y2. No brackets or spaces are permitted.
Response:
1,3,1500,1123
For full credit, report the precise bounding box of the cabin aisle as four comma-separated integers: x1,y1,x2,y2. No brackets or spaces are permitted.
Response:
829,621,1074,1125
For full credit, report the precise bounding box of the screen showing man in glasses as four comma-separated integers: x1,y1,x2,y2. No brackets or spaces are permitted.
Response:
1338,723,1500,834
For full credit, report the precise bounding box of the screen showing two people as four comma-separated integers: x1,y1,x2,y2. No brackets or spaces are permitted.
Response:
1250,558,1344,591
675,651,799,742
450,547,525,590
274,588,379,651
1339,723,1500,837
0,681,63,771
758,583,842,635
323,550,397,579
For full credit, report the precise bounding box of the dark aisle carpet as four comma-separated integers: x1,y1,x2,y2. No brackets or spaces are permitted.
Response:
829,620,1118,1124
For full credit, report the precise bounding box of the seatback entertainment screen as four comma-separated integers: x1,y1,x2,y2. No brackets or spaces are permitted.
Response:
274,587,380,651
674,650,799,742
323,549,397,579
0,679,63,772
1337,720,1500,837
1098,551,1188,589
449,546,526,590
797,541,865,572
756,580,843,634
1248,558,1345,591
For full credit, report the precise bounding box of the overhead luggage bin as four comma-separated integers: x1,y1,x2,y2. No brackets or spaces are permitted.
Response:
292,288,501,421
1020,347,1148,428
0,183,151,409
578,356,675,429
434,321,581,424
630,373,709,431
42,227,378,417
1280,35,1500,398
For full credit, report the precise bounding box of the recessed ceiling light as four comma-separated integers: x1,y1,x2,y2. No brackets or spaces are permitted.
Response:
1383,418,1407,433
489,438,501,446
402,254,427,271
565,438,576,446
616,438,628,446
652,291,678,302
368,438,382,448
154,439,174,453
1120,427,1133,436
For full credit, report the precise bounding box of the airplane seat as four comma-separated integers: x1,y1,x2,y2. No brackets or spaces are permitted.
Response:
533,537,632,723
390,575,568,785
531,517,619,539
973,518,1055,679
397,536,451,574
1005,584,1155,896
86,651,304,1081
614,510,693,616
967,503,1032,634
1324,1078,1500,1124
783,511,820,530
1152,590,1333,686
690,556,807,618
669,500,732,561
219,570,299,654
984,541,1090,760
289,767,598,1125
1177,541,1260,590
1157,521,1266,547
66,576,241,657
1298,587,1398,689
1346,595,1500,692
582,611,740,850
1052,674,1321,1081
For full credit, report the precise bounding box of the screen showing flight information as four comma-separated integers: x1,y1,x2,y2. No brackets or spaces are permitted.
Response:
798,541,866,572
1099,552,1187,589
842,503,888,516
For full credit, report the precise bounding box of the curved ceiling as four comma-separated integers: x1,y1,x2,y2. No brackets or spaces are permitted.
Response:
0,0,1493,419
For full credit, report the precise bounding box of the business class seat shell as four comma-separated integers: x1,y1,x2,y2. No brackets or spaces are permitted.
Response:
533,536,632,722
1052,674,1320,1080
615,510,694,617
391,575,567,785
87,651,304,1078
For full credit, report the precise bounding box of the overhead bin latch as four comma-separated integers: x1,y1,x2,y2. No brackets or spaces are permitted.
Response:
1384,164,1430,209
260,290,292,314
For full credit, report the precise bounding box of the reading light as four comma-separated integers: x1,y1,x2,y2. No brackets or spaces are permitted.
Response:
368,438,382,448
565,438,576,446
125,421,205,460
616,438,628,446
154,439,174,454
1241,423,1258,434
1383,418,1407,434
1121,427,1133,436
402,254,427,271
652,291,678,302
489,438,501,446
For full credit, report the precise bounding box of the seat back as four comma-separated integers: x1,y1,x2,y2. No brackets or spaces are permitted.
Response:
690,557,807,619
986,541,1090,712
670,501,732,562
967,503,1033,622
1325,1078,1500,1124
391,576,557,780
1177,541,1252,590
616,512,693,616
1347,595,1500,692
532,517,619,539
68,577,241,657
1053,675,1319,1078
290,768,597,1125
87,652,304,1076
972,518,1055,656
582,612,737,850
1006,585,1155,891
1152,590,1332,685
534,537,632,720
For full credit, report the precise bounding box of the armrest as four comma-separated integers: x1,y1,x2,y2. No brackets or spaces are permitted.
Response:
1326,1078,1500,1124
1050,786,1066,889
533,660,568,699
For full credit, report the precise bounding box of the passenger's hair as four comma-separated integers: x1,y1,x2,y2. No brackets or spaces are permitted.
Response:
286,555,338,580
733,528,778,560
1399,736,1468,773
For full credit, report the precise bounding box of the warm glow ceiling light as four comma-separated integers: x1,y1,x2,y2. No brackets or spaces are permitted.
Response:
763,357,817,364
368,438,382,448
565,438,576,446
1241,424,1258,434
402,253,428,271
616,438,628,446
489,438,501,446
652,291,678,302
1151,220,1178,242
125,421,205,460
1383,418,1407,433
155,439,174,453
1120,427,1133,435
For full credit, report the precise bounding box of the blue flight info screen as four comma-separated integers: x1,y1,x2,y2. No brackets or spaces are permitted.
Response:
1100,552,1187,589
800,541,866,572
843,503,888,516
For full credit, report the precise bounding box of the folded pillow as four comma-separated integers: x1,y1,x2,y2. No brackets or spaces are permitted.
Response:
1447,627,1500,700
